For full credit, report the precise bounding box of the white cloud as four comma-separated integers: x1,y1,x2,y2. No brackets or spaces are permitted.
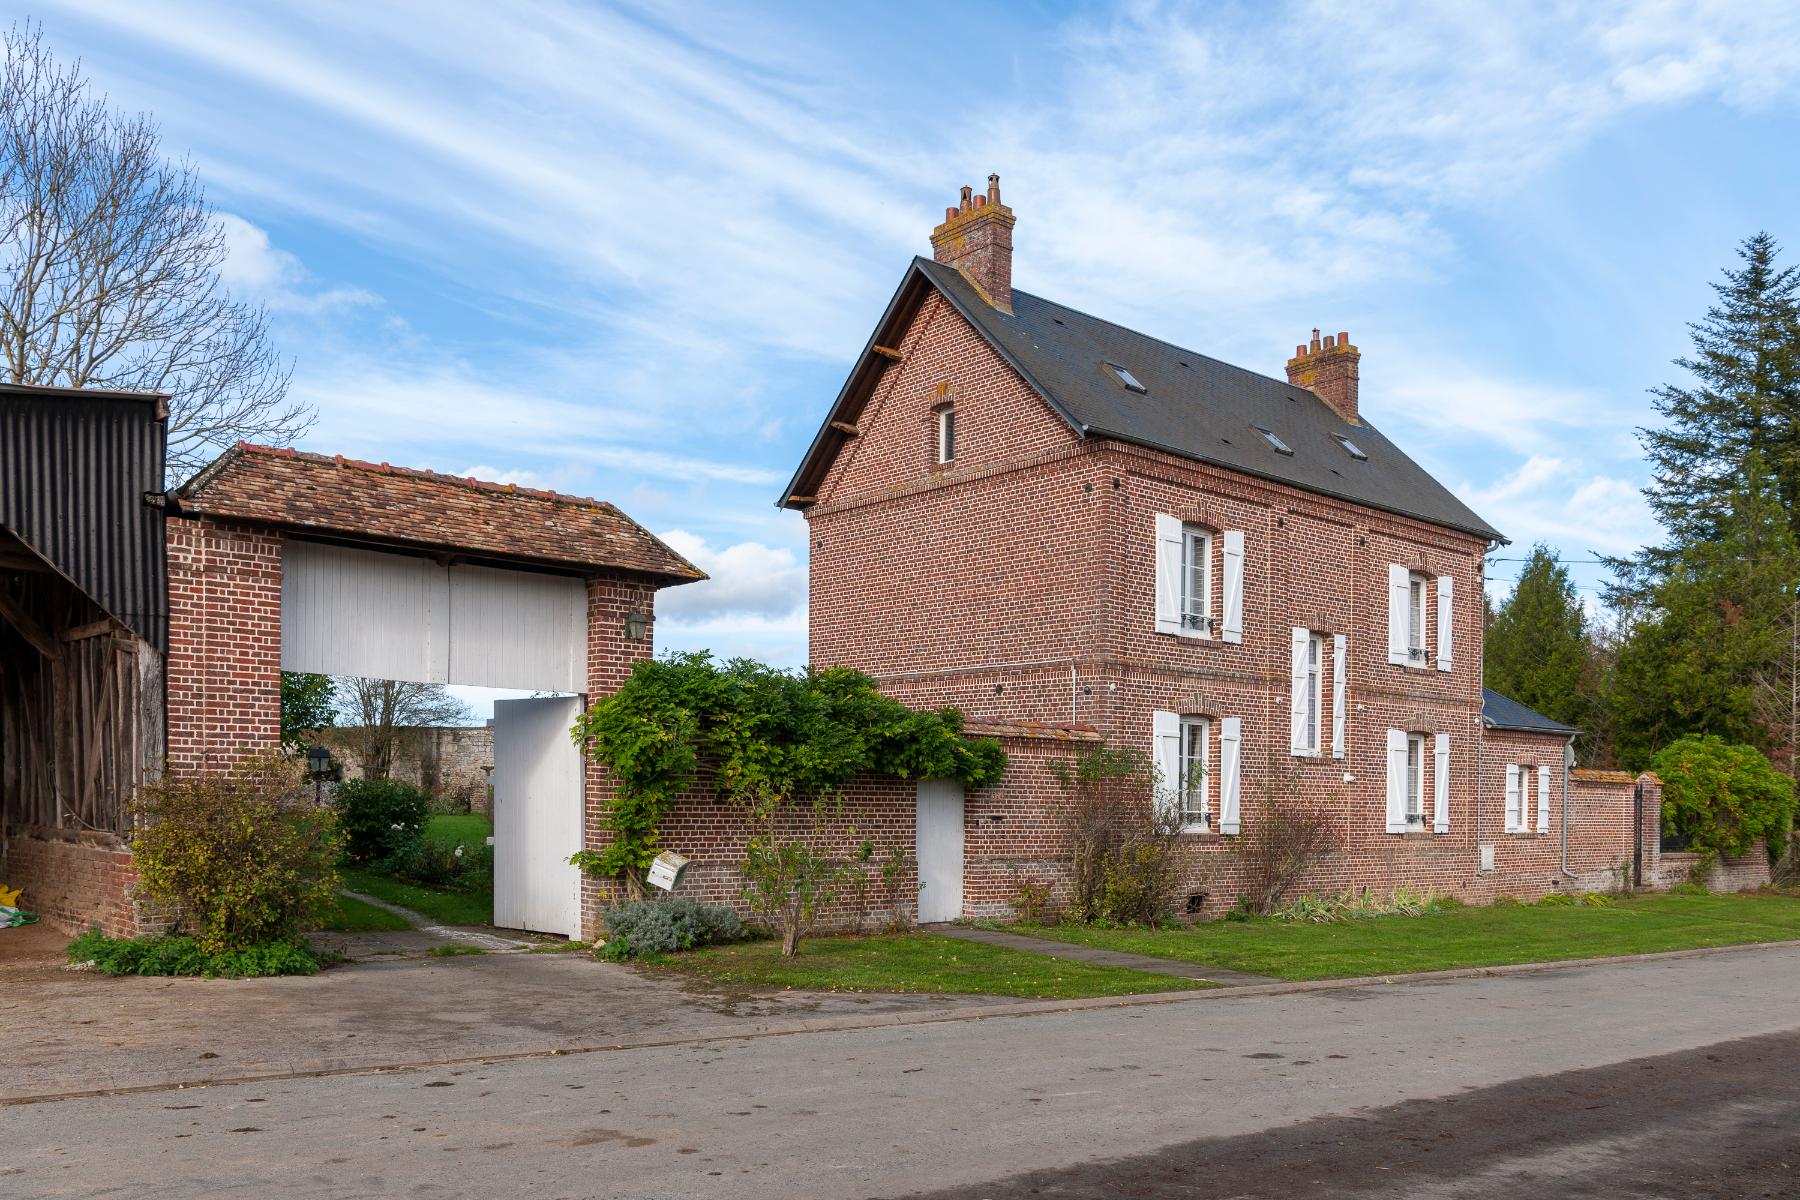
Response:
456,464,548,490
653,530,805,621
216,212,377,313
1458,457,1655,558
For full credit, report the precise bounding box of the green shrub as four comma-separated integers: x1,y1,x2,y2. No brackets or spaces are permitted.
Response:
1492,894,1525,907
1272,887,1454,924
334,778,431,866
1053,746,1194,927
1580,892,1615,907
1536,891,1577,906
129,755,340,952
1667,881,1712,896
1654,735,1797,861
598,897,747,960
390,838,494,893
68,931,321,978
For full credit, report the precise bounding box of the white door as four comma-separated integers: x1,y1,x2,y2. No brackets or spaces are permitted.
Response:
916,779,965,924
492,696,584,936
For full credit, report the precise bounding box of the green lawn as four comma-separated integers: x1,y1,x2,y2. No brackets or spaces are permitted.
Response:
316,892,411,932
643,932,1195,999
340,867,493,927
422,813,491,851
1014,891,1800,981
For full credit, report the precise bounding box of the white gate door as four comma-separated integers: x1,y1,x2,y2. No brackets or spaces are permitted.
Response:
492,696,584,936
916,779,965,924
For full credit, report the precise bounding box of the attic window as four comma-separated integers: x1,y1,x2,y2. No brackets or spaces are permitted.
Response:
1107,364,1148,393
1334,434,1369,461
1255,426,1293,455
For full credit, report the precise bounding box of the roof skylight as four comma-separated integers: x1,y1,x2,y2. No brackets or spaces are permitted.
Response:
1333,434,1369,461
1107,363,1148,393
1255,427,1293,455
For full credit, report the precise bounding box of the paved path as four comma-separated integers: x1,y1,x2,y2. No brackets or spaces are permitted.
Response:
933,923,1281,985
312,890,542,959
11,940,1800,1198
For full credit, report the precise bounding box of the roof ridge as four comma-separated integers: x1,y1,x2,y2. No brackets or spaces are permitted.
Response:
232,442,619,511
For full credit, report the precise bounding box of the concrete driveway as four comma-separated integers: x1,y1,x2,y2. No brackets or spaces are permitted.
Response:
0,930,1007,1102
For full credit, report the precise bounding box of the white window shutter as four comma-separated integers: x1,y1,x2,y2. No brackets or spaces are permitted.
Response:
1433,733,1451,833
1536,766,1551,834
1436,575,1454,672
1153,514,1182,636
1288,627,1310,753
1385,729,1409,833
1152,710,1181,822
1387,564,1409,665
1218,717,1242,835
1331,634,1347,758
1221,530,1245,644
1505,763,1521,832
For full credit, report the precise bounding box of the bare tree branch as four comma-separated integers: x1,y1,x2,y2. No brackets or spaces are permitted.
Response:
329,677,472,780
0,23,311,479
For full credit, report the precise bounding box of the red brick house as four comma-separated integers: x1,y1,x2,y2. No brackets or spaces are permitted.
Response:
779,177,1665,915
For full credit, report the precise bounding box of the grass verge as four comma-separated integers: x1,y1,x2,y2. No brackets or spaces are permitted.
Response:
1015,891,1800,981
422,813,491,851
316,892,411,932
341,868,493,927
642,932,1195,999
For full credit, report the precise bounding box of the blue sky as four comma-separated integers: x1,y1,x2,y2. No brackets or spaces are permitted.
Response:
29,0,1800,680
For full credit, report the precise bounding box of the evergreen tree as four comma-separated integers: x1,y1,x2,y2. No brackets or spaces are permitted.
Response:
1618,233,1800,597
1485,545,1590,730
1609,460,1799,771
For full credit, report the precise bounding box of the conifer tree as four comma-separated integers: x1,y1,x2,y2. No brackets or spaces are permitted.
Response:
1485,545,1590,730
1618,233,1800,596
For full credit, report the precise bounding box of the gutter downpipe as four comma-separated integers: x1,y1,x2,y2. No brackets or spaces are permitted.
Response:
1560,733,1579,880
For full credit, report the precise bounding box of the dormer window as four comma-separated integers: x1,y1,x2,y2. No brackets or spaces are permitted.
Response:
937,407,956,463
1107,363,1148,393
1255,426,1293,455
1333,434,1368,461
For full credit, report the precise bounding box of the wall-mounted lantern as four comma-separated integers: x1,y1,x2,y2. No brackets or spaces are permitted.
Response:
624,609,649,642
306,745,334,807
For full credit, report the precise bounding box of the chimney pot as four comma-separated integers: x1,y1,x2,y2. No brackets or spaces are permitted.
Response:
959,184,973,214
987,174,1001,205
1288,325,1361,424
945,206,958,222
973,194,986,208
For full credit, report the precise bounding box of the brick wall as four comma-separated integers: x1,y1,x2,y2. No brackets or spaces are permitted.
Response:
165,516,284,773
0,826,155,936
578,574,660,937
1659,844,1771,892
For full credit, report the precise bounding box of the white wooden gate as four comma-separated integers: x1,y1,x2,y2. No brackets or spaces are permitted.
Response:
915,779,965,924
492,696,584,936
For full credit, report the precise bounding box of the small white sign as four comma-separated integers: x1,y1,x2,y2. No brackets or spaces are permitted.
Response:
645,850,689,892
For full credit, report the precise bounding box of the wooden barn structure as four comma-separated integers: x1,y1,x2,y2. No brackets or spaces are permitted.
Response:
0,383,167,933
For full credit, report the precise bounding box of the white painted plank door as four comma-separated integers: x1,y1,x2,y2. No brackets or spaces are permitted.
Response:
492,696,585,937
916,779,965,924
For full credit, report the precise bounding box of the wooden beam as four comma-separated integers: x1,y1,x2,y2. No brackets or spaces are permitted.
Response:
63,618,120,643
0,545,46,572
0,591,57,657
871,345,902,361
787,494,817,505
829,420,860,435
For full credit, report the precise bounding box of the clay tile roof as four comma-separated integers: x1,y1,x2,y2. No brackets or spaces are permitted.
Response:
174,444,704,583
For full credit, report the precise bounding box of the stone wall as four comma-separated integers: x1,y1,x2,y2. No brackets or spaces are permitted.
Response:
1658,844,1771,893
328,725,494,814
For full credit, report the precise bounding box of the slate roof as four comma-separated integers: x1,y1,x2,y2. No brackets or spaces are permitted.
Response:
174,444,704,583
782,257,1504,543
1482,687,1579,736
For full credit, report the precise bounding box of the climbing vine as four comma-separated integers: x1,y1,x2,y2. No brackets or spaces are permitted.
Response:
568,653,1006,889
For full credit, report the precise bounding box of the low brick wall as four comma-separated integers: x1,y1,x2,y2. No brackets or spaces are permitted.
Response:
0,825,150,936
1658,844,1771,893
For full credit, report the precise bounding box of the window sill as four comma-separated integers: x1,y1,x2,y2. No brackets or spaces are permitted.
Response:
1157,627,1216,642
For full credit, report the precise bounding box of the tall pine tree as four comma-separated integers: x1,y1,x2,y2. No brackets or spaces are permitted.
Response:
1485,545,1590,731
1619,233,1800,596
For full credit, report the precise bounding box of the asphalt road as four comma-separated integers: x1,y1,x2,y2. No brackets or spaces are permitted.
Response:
10,944,1800,1199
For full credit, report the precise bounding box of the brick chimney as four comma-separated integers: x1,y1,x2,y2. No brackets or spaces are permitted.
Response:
1286,328,1361,425
930,174,1015,313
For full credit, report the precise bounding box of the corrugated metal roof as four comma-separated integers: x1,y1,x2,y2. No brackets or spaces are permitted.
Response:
0,383,169,648
783,258,1505,544
1482,687,1579,735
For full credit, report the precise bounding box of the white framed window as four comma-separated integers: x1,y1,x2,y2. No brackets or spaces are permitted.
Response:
1289,628,1324,755
936,407,956,463
1181,526,1213,634
1407,573,1428,662
1179,716,1210,830
1505,763,1547,834
1406,733,1427,826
